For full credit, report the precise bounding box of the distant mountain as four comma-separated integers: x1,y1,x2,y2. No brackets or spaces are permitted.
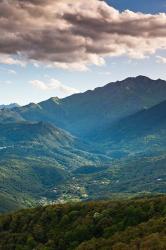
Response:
11,76,166,137
0,103,19,110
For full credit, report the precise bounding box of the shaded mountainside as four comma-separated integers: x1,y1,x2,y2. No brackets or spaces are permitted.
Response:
0,196,166,250
95,99,166,154
0,121,74,146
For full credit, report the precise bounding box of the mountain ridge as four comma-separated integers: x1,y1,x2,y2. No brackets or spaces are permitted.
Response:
8,75,166,138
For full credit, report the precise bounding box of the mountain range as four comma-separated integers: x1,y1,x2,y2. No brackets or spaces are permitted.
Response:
0,75,166,212
7,75,166,138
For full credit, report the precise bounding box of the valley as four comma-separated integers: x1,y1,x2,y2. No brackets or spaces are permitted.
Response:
0,76,166,212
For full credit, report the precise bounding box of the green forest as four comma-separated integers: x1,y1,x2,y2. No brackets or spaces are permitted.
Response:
0,196,166,250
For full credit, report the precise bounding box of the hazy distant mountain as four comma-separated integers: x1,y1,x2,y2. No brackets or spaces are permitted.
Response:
12,76,166,138
0,103,19,110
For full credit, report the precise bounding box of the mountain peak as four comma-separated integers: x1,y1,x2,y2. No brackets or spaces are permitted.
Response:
135,75,152,80
123,75,152,83
49,97,60,103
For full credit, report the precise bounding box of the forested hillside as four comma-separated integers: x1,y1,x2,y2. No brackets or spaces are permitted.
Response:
0,196,166,250
0,121,108,213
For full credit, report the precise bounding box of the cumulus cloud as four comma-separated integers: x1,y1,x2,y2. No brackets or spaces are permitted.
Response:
0,0,166,70
30,78,79,95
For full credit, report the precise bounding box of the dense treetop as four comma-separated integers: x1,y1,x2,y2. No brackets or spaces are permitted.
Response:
0,196,166,250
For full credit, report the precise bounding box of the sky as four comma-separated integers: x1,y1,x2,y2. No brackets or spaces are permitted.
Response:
0,0,166,105
106,0,166,14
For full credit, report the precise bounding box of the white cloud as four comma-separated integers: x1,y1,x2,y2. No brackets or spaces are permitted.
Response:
156,55,166,64
30,80,48,90
49,62,89,72
0,66,17,74
30,78,79,95
8,69,17,74
0,54,26,67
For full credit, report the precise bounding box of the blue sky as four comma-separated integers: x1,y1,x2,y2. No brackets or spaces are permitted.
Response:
0,0,166,105
106,0,166,13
